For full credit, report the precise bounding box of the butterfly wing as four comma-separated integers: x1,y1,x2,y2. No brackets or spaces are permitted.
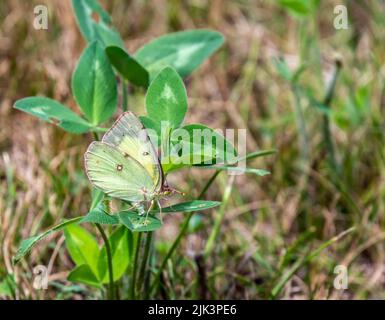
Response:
84,141,156,202
101,112,162,191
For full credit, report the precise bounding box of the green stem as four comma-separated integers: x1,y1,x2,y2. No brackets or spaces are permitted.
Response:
122,79,128,112
92,131,99,141
130,232,142,299
137,231,153,297
204,175,235,257
292,84,309,166
90,132,114,298
95,223,114,300
149,171,221,296
199,171,220,198
322,59,342,177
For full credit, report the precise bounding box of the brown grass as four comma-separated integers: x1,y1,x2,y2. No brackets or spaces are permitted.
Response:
1,0,385,299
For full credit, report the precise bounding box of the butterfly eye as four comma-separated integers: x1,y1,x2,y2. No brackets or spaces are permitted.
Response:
143,151,149,156
116,164,123,171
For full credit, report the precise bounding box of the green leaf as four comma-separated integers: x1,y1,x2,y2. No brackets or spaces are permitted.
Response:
207,149,275,165
72,41,117,125
193,149,274,176
163,123,237,172
273,58,307,84
71,0,111,42
118,212,162,232
93,21,125,48
145,67,187,134
139,116,160,146
13,217,82,265
13,97,92,134
278,0,319,16
195,165,270,176
90,188,104,210
81,206,119,225
98,226,130,283
273,58,292,81
67,264,101,288
236,149,277,162
134,29,224,79
0,274,16,297
64,224,99,276
154,200,221,214
105,46,149,87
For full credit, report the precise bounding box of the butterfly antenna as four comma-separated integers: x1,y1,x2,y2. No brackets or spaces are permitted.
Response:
172,188,186,196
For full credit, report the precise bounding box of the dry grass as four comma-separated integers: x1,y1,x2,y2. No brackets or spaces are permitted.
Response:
1,0,385,299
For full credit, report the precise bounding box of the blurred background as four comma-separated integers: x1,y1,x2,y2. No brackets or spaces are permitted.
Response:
1,0,385,299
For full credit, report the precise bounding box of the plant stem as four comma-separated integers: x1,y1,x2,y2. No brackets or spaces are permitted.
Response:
137,231,153,297
90,132,115,297
199,171,220,198
270,226,354,299
149,170,221,296
322,59,342,177
204,175,235,257
95,223,115,300
130,231,142,299
122,78,128,112
92,131,99,141
292,84,309,166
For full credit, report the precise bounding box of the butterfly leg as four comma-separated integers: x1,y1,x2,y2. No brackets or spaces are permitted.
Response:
127,201,142,213
143,200,154,224
156,199,163,223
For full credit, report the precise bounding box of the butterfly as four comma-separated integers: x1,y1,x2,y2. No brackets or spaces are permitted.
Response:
84,112,177,217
